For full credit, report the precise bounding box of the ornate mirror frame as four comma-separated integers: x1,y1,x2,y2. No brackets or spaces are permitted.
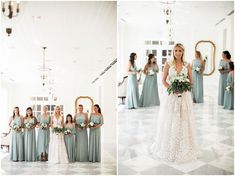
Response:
195,40,216,76
75,96,94,114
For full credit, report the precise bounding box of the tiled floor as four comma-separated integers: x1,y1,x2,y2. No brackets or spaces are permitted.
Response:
1,140,116,175
118,96,234,175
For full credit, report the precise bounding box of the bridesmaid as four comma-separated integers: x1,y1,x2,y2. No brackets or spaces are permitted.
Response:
36,105,50,161
218,51,231,105
139,54,160,107
88,104,104,162
224,61,234,110
64,114,76,162
8,107,24,161
192,51,205,103
23,107,37,161
74,104,89,162
126,52,141,109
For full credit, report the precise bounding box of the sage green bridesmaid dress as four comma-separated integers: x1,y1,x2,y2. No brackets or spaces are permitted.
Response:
24,117,37,161
10,116,24,161
36,115,50,160
64,123,76,162
192,59,204,103
126,64,139,109
223,72,234,110
218,60,230,105
139,65,160,107
75,114,89,162
88,114,104,162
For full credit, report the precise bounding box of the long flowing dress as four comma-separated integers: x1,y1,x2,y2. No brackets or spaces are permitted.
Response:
192,59,204,103
48,116,69,164
139,65,160,107
10,116,24,161
218,59,230,105
150,62,199,163
24,117,37,161
36,114,50,160
126,64,139,108
75,114,89,162
64,123,76,162
223,72,234,110
88,114,104,162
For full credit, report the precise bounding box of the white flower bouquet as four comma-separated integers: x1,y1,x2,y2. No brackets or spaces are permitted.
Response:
77,122,86,129
88,122,98,128
194,66,201,73
64,129,72,135
24,123,32,129
226,84,233,93
12,124,21,131
148,69,155,76
218,66,224,71
40,123,48,130
52,124,64,134
167,73,192,97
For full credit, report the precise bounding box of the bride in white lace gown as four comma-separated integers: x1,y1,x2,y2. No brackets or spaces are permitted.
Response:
151,43,200,163
48,106,69,164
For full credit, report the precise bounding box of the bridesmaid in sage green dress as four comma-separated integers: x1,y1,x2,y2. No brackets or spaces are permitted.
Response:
23,107,37,161
126,52,141,109
36,105,50,161
192,51,205,103
140,54,160,107
224,61,234,110
74,104,89,162
9,107,24,161
64,114,76,162
88,104,104,162
218,51,231,105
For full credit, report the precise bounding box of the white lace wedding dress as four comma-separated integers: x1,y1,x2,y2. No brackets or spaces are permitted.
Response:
48,115,69,164
150,62,200,163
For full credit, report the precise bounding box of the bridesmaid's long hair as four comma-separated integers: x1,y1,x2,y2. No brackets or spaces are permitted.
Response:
13,107,20,119
94,104,101,114
229,61,234,71
25,107,33,118
223,51,231,60
129,53,136,67
172,43,185,65
65,114,73,124
147,54,156,65
195,51,202,60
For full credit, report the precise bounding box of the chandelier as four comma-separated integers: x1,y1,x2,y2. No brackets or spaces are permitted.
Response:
2,1,20,19
40,47,49,87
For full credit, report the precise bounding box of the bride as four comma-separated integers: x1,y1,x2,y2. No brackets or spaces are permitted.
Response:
48,106,69,164
151,43,200,163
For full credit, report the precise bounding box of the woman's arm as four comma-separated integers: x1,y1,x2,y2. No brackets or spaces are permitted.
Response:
85,113,89,128
143,64,148,75
127,61,136,75
162,62,170,89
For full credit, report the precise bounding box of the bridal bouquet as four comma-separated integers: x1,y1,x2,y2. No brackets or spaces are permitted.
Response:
64,129,72,135
77,122,86,129
148,69,155,76
40,123,48,130
218,66,224,71
24,123,33,129
88,122,98,128
194,66,201,73
167,73,192,97
12,124,21,131
52,125,64,134
226,84,233,93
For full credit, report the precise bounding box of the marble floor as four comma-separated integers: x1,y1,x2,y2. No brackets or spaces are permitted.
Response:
1,140,116,175
118,96,234,175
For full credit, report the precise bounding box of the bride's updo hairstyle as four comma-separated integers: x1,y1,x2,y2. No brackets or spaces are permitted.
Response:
172,43,185,65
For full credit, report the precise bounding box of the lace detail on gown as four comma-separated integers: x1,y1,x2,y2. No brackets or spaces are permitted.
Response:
48,116,69,164
150,63,200,163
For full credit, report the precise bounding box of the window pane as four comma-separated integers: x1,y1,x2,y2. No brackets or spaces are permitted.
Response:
37,97,43,101
162,58,167,64
162,50,167,56
37,105,41,111
152,50,157,56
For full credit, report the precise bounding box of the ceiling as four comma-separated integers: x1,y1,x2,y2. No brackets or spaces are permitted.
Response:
118,1,234,27
1,1,117,84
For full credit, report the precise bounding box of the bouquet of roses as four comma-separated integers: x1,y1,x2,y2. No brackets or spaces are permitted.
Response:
64,129,72,135
194,66,201,73
12,124,21,131
167,73,192,97
87,122,98,128
52,125,64,134
40,123,48,130
77,122,86,129
148,69,155,76
24,123,33,129
226,84,233,93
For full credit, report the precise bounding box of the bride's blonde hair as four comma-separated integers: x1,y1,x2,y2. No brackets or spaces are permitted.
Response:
171,43,185,65
54,105,61,116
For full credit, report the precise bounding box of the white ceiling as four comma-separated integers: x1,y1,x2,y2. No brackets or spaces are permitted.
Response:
118,1,234,27
1,1,117,84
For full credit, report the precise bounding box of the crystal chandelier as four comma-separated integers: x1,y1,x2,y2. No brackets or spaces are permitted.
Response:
40,47,49,87
2,0,20,19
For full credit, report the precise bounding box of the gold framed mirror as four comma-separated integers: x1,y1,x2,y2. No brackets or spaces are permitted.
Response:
195,40,216,76
75,96,94,114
